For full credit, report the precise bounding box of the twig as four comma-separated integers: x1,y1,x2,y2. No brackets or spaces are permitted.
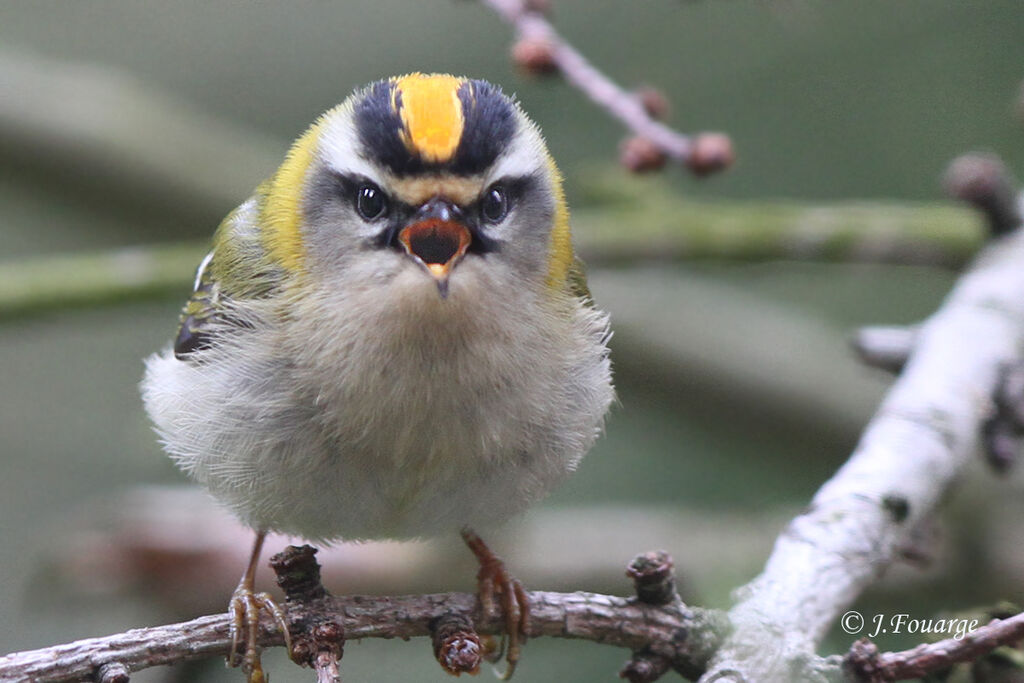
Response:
0,591,726,683
576,200,981,268
574,171,983,267
0,243,204,320
479,0,733,175
620,551,686,682
626,551,679,607
845,611,1024,681
943,153,1022,236
698,225,1024,682
850,325,918,375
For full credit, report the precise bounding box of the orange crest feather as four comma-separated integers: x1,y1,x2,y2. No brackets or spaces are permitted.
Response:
394,74,465,163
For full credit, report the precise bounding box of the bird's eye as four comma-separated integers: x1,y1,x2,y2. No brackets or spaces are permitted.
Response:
356,184,388,220
481,185,509,223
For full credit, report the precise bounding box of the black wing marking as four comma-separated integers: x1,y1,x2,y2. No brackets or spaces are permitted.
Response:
173,251,221,359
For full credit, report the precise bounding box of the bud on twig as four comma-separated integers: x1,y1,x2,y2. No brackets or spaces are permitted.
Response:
943,153,1021,237
300,620,345,683
686,133,735,177
620,136,667,173
626,550,677,605
270,545,327,602
512,37,558,75
843,638,885,682
635,86,671,121
522,0,552,15
431,613,483,676
620,648,671,683
98,662,131,683
482,0,734,178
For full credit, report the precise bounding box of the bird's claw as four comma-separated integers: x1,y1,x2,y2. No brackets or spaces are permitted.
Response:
228,584,293,682
462,530,530,680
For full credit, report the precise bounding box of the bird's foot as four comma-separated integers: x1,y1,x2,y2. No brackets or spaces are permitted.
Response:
461,529,530,680
227,581,292,683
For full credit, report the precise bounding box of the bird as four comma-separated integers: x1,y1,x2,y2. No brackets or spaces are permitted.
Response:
141,73,614,681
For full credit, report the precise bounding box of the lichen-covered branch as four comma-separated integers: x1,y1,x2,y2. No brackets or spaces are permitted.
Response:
698,225,1024,681
0,591,727,683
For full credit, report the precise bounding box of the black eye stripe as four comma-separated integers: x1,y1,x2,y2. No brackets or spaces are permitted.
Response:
328,172,391,211
327,171,360,200
322,170,540,246
505,174,538,199
474,174,536,214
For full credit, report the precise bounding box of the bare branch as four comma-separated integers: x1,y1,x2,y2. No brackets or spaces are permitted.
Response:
479,0,733,175
845,611,1024,681
699,226,1024,681
0,591,726,682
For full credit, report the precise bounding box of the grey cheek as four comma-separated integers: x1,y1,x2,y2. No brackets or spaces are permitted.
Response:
300,169,408,282
303,166,347,225
301,209,368,273
485,207,552,282
516,194,557,272
301,209,413,290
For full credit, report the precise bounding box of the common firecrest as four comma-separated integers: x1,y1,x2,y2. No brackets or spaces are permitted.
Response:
142,73,614,680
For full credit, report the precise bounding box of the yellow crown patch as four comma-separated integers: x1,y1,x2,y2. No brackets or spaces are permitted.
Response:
393,74,465,163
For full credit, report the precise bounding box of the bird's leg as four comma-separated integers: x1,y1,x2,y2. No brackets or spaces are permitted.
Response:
460,528,530,680
228,530,293,683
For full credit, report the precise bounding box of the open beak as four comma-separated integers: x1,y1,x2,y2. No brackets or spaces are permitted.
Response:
397,197,472,297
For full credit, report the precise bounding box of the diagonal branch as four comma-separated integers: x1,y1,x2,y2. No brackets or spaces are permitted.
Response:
699,225,1024,682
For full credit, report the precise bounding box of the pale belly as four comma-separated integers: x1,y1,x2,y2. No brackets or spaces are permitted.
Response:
142,287,613,542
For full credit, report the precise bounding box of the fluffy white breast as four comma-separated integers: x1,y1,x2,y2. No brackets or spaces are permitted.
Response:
143,256,612,541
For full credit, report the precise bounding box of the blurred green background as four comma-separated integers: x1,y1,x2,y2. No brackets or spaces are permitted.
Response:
3,1,1024,681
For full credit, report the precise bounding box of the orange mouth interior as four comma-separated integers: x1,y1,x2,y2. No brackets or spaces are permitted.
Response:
398,219,472,276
